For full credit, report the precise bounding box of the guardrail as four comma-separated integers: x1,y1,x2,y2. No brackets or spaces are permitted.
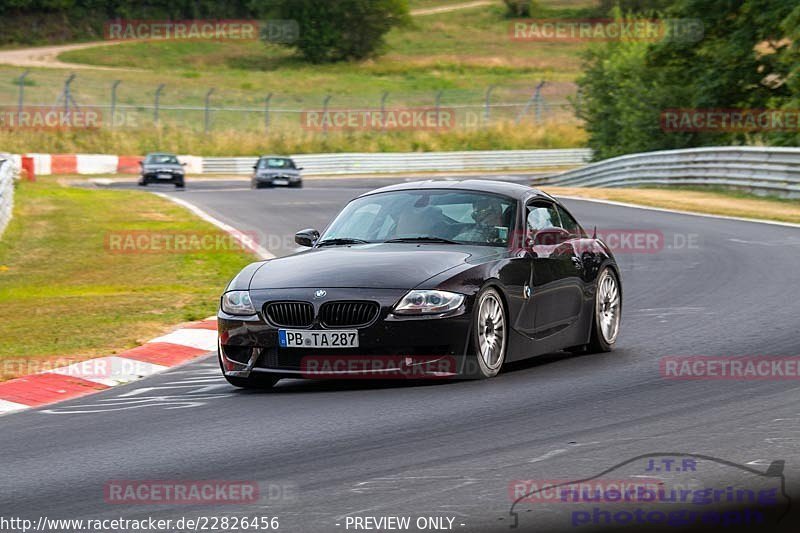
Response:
536,146,800,199
0,157,15,239
202,149,593,175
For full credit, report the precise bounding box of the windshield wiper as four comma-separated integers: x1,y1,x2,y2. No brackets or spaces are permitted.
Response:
316,238,369,247
384,236,458,244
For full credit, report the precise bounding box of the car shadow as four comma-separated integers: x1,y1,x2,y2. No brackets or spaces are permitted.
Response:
230,348,609,395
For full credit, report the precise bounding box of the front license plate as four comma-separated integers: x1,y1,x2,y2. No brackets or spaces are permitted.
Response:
157,173,172,180
273,179,289,185
279,329,359,348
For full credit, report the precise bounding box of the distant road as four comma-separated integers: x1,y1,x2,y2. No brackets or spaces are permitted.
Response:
0,41,125,70
3,176,800,532
0,1,497,70
411,0,495,16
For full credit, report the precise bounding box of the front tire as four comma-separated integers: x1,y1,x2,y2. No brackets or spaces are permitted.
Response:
218,350,279,389
223,373,279,389
468,287,508,379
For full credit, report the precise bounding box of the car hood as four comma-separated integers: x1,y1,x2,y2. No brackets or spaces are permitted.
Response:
249,244,502,289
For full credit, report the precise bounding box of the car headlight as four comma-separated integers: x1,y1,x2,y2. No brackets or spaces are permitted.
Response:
393,290,465,315
221,291,256,315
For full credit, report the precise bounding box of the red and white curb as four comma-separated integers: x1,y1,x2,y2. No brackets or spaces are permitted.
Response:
0,317,218,416
19,154,203,176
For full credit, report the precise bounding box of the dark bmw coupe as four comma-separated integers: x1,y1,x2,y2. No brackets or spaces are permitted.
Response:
217,180,621,388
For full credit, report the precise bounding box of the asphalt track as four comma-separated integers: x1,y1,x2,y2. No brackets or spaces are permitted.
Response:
2,177,800,532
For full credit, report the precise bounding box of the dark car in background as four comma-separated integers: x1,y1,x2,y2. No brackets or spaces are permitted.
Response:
218,180,622,389
138,153,185,188
252,156,303,189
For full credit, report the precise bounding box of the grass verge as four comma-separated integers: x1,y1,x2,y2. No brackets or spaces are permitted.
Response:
0,121,587,155
0,178,253,381
543,186,800,224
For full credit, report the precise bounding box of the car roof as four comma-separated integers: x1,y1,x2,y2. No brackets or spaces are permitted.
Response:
145,152,178,157
258,155,294,159
358,179,551,201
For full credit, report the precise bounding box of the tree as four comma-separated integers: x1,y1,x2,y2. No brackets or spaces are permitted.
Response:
577,1,797,159
259,0,410,63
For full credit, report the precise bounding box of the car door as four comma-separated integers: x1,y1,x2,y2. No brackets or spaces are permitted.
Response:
525,200,584,335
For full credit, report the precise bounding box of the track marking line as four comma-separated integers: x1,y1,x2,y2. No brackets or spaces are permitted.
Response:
557,195,800,229
154,192,275,259
148,328,218,351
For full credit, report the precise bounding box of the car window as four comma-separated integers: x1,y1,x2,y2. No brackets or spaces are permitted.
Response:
321,190,516,247
259,158,295,169
526,202,560,234
555,204,582,236
326,202,395,241
145,155,178,165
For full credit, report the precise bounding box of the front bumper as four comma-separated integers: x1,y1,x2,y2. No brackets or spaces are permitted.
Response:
218,288,473,379
254,174,301,185
141,172,183,182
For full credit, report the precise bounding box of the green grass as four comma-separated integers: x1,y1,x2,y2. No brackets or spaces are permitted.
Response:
0,0,595,152
0,121,586,155
52,3,586,97
0,178,253,380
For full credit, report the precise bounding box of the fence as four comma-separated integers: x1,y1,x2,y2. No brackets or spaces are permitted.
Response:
537,146,800,199
0,156,15,238
0,68,579,134
203,149,593,175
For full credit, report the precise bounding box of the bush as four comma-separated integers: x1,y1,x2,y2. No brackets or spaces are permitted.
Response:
502,0,531,18
260,0,410,63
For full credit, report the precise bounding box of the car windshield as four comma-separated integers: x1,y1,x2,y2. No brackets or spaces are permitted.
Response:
145,154,179,165
320,190,516,247
258,158,295,169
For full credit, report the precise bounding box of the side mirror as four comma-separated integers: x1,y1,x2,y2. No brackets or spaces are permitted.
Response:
295,228,319,247
296,167,304,171
181,162,187,166
532,227,571,247
138,160,143,166
252,165,258,170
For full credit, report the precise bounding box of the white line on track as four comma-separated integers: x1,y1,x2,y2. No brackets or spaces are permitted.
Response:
154,192,275,259
557,195,800,229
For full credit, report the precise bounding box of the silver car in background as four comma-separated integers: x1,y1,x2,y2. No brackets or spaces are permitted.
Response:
251,156,303,189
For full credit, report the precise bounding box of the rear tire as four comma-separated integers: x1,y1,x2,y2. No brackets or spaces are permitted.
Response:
175,181,185,189
290,181,303,189
584,267,621,353
466,287,507,379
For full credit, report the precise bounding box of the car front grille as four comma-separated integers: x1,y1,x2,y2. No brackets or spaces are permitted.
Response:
264,301,314,328
319,301,380,328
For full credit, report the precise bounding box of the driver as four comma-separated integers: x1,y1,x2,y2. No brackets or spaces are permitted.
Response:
453,198,507,244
